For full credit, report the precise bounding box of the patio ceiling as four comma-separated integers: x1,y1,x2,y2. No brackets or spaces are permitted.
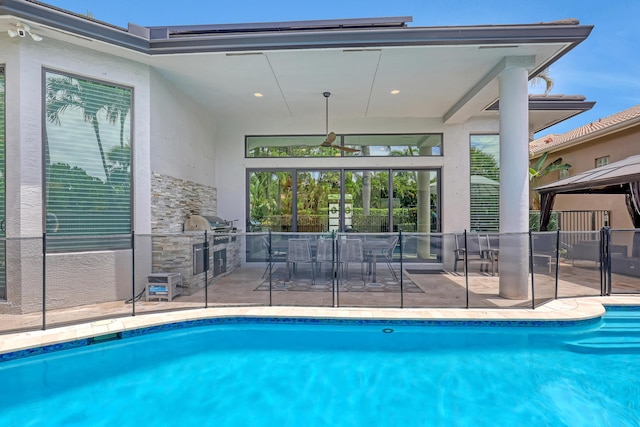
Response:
0,1,594,129
148,43,577,124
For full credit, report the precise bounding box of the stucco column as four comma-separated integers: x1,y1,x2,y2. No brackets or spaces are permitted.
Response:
417,144,432,258
498,61,531,298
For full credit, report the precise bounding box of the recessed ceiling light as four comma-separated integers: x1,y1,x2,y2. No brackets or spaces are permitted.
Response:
390,90,400,95
254,93,263,97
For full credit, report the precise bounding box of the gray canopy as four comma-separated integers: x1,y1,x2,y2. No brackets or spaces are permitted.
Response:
535,154,640,230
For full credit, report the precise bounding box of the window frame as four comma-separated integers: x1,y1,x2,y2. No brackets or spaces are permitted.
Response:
469,134,500,232
42,68,134,253
245,133,443,158
595,156,610,168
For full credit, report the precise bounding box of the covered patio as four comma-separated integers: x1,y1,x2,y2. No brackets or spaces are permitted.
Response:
0,1,597,315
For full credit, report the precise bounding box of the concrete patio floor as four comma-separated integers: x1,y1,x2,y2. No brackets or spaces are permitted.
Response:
1,260,639,337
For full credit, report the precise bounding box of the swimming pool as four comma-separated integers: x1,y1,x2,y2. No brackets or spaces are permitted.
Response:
1,309,639,426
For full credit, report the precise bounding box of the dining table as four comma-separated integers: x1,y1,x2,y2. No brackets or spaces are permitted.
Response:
361,239,392,283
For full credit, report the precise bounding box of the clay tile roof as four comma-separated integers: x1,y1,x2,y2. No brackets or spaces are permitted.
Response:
530,103,640,156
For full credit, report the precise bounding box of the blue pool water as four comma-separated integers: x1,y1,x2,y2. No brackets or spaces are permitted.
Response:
1,311,640,426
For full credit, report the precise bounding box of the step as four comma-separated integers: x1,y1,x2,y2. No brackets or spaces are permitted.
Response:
600,325,640,333
566,335,640,354
567,341,640,353
603,310,640,320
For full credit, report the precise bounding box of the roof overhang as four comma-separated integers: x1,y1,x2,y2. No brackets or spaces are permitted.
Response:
488,95,596,134
0,0,594,126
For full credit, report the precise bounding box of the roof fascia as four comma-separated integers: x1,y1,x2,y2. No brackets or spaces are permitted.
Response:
488,99,596,111
0,1,593,56
0,0,148,52
148,16,413,35
146,24,594,55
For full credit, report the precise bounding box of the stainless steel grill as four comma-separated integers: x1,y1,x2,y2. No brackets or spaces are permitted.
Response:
183,214,233,232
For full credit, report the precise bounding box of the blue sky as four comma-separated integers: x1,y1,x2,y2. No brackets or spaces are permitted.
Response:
45,0,640,138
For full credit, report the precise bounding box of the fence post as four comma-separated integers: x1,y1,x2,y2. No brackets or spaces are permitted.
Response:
463,230,469,309
599,226,611,296
399,229,403,309
529,230,535,309
268,229,272,306
204,230,209,308
554,229,560,300
131,231,136,316
42,232,47,330
332,230,337,308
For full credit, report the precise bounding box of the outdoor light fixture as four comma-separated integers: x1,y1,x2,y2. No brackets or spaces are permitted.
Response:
7,22,43,41
390,89,400,94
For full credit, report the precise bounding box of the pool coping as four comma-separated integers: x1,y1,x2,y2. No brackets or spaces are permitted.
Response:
1,295,639,360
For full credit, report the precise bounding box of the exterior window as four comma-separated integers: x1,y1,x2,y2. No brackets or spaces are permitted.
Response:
595,156,609,168
44,70,132,251
470,135,499,232
559,169,569,179
246,134,442,158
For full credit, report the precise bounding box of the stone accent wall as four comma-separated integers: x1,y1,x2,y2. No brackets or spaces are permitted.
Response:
150,172,217,233
151,233,241,294
149,172,239,294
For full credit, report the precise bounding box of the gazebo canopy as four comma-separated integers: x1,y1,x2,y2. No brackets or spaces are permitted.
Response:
535,155,640,229
536,154,640,196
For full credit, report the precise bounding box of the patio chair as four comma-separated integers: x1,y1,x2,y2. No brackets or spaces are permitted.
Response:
453,233,493,275
338,238,366,285
315,237,335,278
485,233,499,276
382,235,399,280
287,239,315,284
531,233,558,274
261,235,286,278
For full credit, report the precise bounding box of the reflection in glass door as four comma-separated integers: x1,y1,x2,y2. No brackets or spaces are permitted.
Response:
248,168,440,235
393,169,440,260
348,170,390,233
248,170,293,232
392,169,439,233
296,170,340,232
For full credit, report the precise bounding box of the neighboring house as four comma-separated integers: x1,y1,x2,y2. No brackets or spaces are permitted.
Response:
0,1,594,311
530,104,640,230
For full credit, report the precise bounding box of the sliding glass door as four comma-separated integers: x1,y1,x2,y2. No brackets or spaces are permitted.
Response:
296,170,340,232
248,170,293,232
348,170,390,233
248,168,440,234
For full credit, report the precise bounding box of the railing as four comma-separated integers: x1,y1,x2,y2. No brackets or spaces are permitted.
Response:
0,228,639,335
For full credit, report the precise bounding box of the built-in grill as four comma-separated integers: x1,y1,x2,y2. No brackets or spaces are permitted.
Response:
184,214,236,244
184,214,232,233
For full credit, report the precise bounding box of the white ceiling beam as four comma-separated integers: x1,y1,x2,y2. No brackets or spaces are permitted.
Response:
443,55,535,124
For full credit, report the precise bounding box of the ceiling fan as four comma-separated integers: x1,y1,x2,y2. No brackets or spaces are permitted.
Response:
320,92,360,153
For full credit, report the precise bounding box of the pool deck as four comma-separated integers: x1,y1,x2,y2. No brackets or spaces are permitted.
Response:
2,295,639,356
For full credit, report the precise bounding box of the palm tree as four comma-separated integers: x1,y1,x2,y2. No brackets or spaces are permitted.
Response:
529,151,571,209
46,76,131,184
103,85,132,148
530,68,554,95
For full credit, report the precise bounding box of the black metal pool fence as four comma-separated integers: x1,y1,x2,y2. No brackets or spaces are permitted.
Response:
0,227,639,334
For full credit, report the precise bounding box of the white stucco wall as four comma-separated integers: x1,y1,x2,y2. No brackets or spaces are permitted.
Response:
1,36,151,313
149,70,217,188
